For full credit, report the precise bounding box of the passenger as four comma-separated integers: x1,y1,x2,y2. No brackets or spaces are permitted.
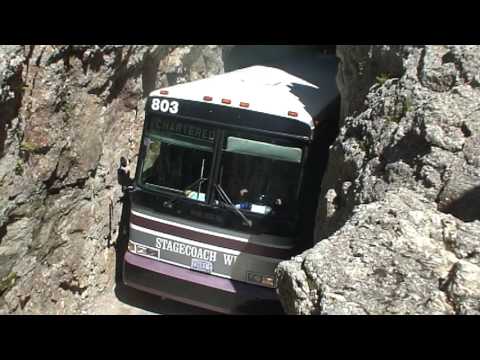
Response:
147,153,163,185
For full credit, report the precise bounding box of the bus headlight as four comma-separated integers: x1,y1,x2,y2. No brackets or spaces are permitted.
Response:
247,272,276,288
128,241,136,253
145,247,159,258
261,275,275,288
136,245,147,256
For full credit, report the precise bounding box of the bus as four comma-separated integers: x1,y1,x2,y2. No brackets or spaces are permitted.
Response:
123,56,339,314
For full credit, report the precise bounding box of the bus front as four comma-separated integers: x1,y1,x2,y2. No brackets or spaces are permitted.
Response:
123,78,315,314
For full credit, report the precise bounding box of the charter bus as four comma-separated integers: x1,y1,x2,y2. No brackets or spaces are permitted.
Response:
123,57,339,314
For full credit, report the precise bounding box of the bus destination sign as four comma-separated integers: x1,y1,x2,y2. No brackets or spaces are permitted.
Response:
148,115,215,142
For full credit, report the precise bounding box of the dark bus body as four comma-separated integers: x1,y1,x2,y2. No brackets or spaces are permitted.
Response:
123,62,338,314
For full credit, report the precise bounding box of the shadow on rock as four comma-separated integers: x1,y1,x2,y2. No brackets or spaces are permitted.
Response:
441,185,480,223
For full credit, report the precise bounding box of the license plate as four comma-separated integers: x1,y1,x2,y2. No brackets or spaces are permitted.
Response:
191,258,213,274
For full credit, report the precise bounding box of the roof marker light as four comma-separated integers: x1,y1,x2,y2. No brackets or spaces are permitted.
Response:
160,90,169,95
288,111,298,117
203,96,213,101
222,99,232,105
240,102,250,108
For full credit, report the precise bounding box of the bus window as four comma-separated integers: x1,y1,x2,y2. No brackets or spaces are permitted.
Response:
140,134,213,202
219,136,302,217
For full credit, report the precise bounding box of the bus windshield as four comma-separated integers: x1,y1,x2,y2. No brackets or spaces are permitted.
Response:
140,133,213,202
219,136,303,218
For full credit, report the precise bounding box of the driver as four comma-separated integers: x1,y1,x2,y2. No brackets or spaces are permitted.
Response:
237,188,251,210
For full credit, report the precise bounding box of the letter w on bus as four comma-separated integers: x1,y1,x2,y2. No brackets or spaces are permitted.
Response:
223,254,237,266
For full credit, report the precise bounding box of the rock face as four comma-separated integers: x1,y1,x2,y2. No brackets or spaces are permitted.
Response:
0,45,224,314
2,45,479,315
277,45,480,315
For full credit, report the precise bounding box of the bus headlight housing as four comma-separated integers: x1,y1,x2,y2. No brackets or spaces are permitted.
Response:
261,275,275,288
136,245,147,256
128,241,136,253
247,271,276,288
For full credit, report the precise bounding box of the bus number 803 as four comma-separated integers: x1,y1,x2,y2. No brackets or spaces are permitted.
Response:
151,99,179,114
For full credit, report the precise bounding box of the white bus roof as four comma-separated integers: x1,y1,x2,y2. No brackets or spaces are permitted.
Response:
149,56,338,130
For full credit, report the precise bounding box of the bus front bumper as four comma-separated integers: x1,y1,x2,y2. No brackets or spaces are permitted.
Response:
123,251,283,314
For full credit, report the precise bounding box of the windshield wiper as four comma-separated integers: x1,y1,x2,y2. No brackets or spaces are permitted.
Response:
215,184,252,227
163,158,208,208
163,176,207,208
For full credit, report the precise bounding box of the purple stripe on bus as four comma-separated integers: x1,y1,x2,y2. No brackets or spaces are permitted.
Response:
124,251,278,301
124,252,234,313
125,251,235,292
130,213,294,259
